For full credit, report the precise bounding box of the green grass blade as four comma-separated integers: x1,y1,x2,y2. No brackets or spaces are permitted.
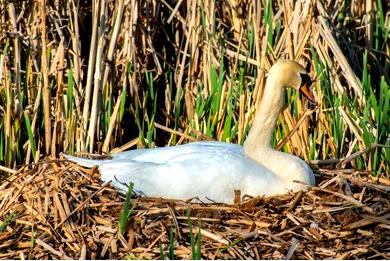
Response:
23,111,36,161
169,227,175,260
0,212,16,232
118,182,135,235
186,209,196,260
196,223,202,260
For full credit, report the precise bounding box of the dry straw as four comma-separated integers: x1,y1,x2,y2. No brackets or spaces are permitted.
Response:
0,0,387,173
0,160,388,259
0,0,389,259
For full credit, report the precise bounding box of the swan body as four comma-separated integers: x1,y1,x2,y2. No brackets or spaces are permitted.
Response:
65,60,316,204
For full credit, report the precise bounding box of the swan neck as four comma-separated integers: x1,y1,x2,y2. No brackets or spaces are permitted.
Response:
244,76,285,158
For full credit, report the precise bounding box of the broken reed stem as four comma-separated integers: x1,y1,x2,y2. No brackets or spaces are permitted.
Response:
276,108,314,151
55,181,111,229
0,164,17,174
36,239,72,260
39,0,52,155
154,122,197,142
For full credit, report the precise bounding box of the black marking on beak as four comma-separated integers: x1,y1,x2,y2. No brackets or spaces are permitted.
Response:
299,73,317,107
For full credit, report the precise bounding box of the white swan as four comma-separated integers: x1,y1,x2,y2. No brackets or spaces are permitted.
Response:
64,60,316,204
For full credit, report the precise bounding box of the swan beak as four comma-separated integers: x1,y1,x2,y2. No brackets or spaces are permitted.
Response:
300,83,317,107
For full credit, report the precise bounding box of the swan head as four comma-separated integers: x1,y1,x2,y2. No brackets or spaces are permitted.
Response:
268,60,316,105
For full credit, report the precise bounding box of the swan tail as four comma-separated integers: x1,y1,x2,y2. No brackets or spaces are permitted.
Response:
62,153,105,168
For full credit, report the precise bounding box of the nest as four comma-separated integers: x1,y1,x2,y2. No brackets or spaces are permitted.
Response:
0,159,389,259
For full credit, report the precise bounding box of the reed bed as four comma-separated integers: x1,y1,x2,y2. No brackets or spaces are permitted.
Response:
0,160,389,259
0,0,388,173
0,0,389,259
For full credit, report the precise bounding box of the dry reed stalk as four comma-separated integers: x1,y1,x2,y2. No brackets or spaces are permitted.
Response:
101,0,125,91
109,137,139,153
338,106,363,142
176,0,196,101
317,16,365,105
39,0,51,155
102,96,121,153
364,0,373,49
70,0,82,95
8,3,21,116
0,4,389,259
4,61,11,166
154,122,197,142
87,0,106,152
82,0,100,151
276,108,314,151
51,39,65,156
0,164,17,174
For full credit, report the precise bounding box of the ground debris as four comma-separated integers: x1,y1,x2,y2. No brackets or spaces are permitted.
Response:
0,161,389,259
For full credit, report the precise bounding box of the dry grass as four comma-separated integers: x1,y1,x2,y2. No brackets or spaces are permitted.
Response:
0,0,388,173
0,160,389,259
0,0,389,259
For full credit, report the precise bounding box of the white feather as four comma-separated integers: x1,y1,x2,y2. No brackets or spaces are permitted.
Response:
64,141,313,203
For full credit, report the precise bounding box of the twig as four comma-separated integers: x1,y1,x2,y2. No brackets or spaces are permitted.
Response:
285,238,299,260
311,186,374,213
276,108,315,151
337,143,390,168
154,122,198,142
36,239,72,260
288,191,302,211
0,165,17,174
55,181,111,229
168,204,182,239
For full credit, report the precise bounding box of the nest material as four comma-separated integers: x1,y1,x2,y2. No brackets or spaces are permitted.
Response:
0,160,389,259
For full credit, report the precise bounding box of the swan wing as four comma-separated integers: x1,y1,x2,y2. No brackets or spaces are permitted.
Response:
98,143,279,203
63,141,241,167
110,141,243,163
65,142,281,203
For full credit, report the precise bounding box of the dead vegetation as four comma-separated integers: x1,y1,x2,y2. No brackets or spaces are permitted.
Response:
0,0,389,259
0,160,388,259
0,0,388,174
